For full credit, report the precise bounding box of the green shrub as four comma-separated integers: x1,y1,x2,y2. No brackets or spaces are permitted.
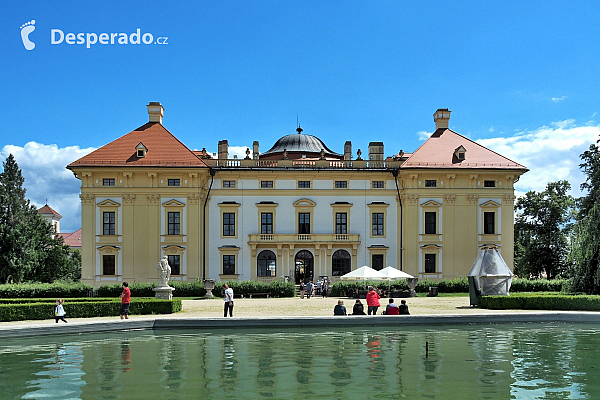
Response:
479,293,600,311
0,282,92,298
0,298,181,322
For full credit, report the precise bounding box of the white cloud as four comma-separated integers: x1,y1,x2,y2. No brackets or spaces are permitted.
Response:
551,96,567,102
476,120,600,197
1,142,95,232
228,145,253,159
417,131,432,141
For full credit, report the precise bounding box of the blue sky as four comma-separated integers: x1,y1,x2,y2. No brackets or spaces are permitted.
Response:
1,1,600,231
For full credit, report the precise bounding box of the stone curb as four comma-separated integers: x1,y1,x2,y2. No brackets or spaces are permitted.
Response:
2,312,600,338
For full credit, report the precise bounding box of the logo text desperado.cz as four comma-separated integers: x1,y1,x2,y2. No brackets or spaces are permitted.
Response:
51,29,167,48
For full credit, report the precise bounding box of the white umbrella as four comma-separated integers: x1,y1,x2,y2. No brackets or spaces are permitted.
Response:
340,266,386,281
379,266,414,279
380,266,414,291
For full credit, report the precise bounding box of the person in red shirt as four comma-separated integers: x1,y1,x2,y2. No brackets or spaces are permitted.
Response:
120,282,131,320
385,298,400,315
366,286,381,315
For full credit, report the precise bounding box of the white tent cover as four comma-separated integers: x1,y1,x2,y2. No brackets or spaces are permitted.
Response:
467,247,513,296
340,266,386,281
379,266,414,279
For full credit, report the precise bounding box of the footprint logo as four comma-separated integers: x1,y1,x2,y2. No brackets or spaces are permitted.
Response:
20,20,36,50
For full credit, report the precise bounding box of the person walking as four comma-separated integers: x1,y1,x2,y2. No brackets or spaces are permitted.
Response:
306,280,314,299
54,299,67,323
119,282,131,320
299,281,306,299
223,284,234,317
366,286,381,315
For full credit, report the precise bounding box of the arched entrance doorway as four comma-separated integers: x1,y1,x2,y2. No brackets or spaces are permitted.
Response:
332,249,351,276
295,250,314,283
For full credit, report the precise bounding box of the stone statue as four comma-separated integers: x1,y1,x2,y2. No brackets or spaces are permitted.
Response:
157,255,171,287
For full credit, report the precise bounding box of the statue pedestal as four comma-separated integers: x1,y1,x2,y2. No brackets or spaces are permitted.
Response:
204,279,216,299
153,286,175,300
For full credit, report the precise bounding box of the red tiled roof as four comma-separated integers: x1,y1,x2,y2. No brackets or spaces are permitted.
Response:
402,129,528,170
58,228,82,248
67,122,208,168
38,204,62,218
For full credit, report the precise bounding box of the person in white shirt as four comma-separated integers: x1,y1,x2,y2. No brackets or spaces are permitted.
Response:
55,299,67,323
223,284,234,317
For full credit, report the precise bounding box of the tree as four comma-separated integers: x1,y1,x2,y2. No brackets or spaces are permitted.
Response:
0,154,80,283
514,180,575,279
569,140,600,294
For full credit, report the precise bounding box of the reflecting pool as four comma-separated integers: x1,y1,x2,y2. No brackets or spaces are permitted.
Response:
1,323,599,399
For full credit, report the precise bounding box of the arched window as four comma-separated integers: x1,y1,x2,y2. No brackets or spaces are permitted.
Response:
294,250,314,283
257,250,276,277
332,250,351,276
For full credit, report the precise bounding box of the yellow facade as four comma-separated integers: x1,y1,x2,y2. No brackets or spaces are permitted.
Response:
68,104,526,286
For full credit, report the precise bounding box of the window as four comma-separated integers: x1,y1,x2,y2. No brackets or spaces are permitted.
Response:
484,180,496,187
425,254,436,273
372,181,384,188
332,250,351,276
223,180,235,188
335,181,348,188
103,178,115,186
223,255,235,275
168,255,181,275
372,213,384,236
458,152,465,160
335,212,347,234
299,213,310,234
103,212,115,235
257,250,276,277
425,212,436,234
223,213,235,236
298,181,310,188
168,212,180,235
168,179,180,186
261,181,273,188
137,149,145,158
372,254,384,271
102,255,116,275
484,212,495,234
425,180,437,187
261,213,273,234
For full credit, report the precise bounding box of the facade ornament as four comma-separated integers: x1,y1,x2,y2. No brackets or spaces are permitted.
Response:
283,149,288,160
356,149,362,160
444,194,456,204
188,194,200,204
80,194,94,204
123,194,136,204
320,149,325,160
503,194,516,205
147,194,160,204
245,147,251,160
467,194,479,205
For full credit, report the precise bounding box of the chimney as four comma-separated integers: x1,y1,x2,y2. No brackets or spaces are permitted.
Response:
253,141,259,160
434,108,451,130
368,142,384,161
344,141,352,160
147,102,164,124
218,140,229,160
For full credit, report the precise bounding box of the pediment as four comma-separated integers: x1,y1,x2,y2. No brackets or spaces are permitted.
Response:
293,198,316,207
163,199,185,207
97,199,120,207
421,200,442,207
480,200,501,208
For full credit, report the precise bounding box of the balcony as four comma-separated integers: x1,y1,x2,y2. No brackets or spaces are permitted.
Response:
248,233,360,244
204,158,401,170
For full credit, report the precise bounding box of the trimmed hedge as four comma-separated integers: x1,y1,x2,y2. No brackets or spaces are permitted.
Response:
0,282,92,298
0,298,182,322
330,277,568,296
479,293,600,311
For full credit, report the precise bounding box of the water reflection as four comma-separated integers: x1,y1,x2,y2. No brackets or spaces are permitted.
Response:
2,324,600,399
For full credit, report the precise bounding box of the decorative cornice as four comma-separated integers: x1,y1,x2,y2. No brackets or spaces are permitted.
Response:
123,194,136,204
444,194,456,204
503,194,516,205
147,194,160,204
467,194,479,205
80,194,94,204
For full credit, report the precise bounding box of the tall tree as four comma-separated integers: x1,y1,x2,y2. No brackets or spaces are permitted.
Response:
569,140,600,293
0,154,80,283
514,180,575,279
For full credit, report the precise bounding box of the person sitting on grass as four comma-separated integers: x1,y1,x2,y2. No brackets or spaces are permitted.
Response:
384,298,400,315
333,300,347,315
352,299,366,315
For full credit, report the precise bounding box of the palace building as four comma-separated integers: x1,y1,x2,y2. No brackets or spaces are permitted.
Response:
67,103,527,286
